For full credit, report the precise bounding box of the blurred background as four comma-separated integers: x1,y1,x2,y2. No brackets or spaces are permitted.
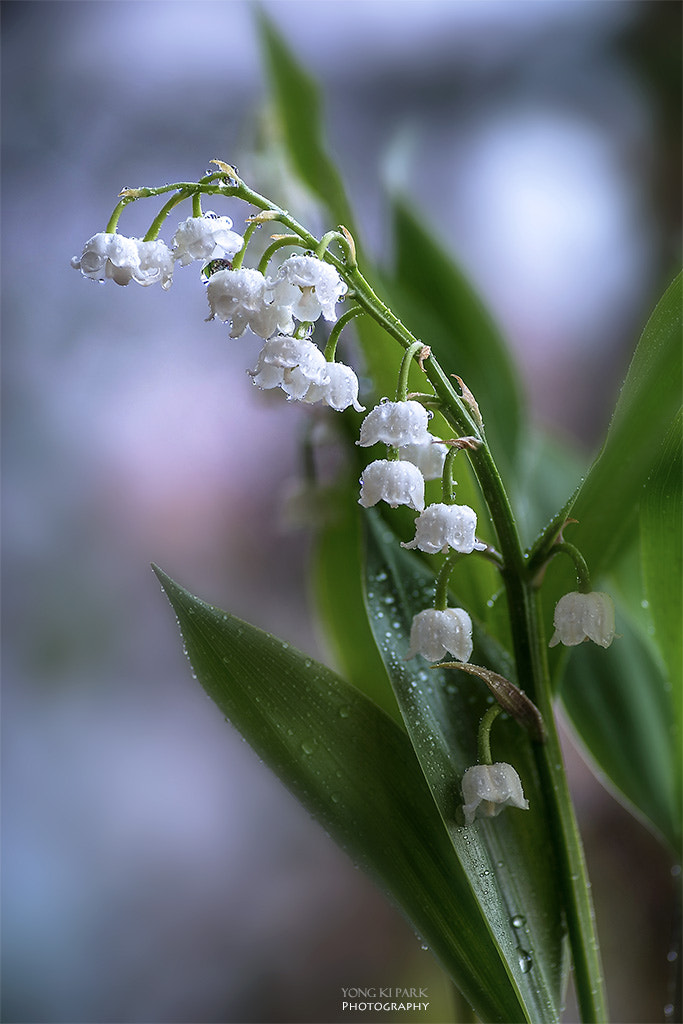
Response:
2,1,680,1022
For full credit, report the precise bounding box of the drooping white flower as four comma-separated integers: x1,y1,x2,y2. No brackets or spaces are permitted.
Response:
358,400,432,448
71,232,142,285
249,335,329,400
302,361,365,412
269,254,347,322
358,459,425,511
207,268,293,339
461,763,529,826
399,438,447,480
133,239,175,289
172,213,244,266
549,591,616,649
401,502,486,555
406,607,473,663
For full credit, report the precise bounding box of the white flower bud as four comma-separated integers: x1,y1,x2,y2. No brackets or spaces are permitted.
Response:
549,591,616,649
461,763,529,825
302,361,365,412
133,239,174,289
207,268,293,339
358,459,425,511
401,502,486,555
399,438,447,480
172,214,244,266
71,232,141,285
358,400,431,448
269,255,347,322
406,607,473,663
250,336,329,400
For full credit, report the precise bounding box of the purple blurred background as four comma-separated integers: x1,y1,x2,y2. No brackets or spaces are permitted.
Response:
2,2,680,1021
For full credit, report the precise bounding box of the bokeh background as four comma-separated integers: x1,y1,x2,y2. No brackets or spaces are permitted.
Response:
2,2,681,1022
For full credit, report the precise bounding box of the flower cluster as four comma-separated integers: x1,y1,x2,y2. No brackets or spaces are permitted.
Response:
71,233,176,290
71,213,246,291
73,215,362,414
355,396,485,668
72,172,617,837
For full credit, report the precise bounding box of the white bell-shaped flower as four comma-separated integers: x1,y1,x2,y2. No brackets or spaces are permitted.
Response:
358,400,432,448
207,268,293,339
133,239,175,289
549,591,616,649
358,459,425,511
406,607,473,663
401,502,486,554
269,255,347,322
461,763,529,826
302,361,365,412
249,336,329,400
71,232,141,285
399,438,447,480
172,213,244,266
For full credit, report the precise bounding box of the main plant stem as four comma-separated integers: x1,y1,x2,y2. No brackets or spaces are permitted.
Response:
345,267,609,1023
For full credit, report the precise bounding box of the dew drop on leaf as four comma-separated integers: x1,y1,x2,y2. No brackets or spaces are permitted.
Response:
518,951,533,973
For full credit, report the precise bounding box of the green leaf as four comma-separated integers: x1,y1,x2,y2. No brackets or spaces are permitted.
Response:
361,516,567,1024
256,11,356,235
154,565,536,1023
560,604,681,851
387,200,525,478
535,272,682,606
536,274,682,845
641,409,682,720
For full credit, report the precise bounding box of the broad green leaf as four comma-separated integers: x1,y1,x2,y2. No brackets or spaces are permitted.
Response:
536,274,682,844
534,272,682,613
641,409,682,718
257,11,356,236
154,565,535,1023
386,200,525,478
560,603,681,851
512,429,585,552
361,516,567,1024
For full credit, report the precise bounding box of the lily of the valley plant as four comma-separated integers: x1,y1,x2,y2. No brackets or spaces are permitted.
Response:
72,20,681,1024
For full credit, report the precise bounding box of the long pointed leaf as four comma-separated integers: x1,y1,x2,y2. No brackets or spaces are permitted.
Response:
154,565,533,1023
257,11,356,235
560,606,680,850
641,409,682,718
537,272,682,609
361,517,567,1024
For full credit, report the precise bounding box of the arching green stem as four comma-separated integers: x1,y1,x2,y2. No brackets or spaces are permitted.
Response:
551,542,592,593
477,703,504,765
441,447,460,504
395,340,427,402
433,551,462,611
232,220,260,270
104,197,135,234
143,189,193,242
257,235,302,275
325,306,364,361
